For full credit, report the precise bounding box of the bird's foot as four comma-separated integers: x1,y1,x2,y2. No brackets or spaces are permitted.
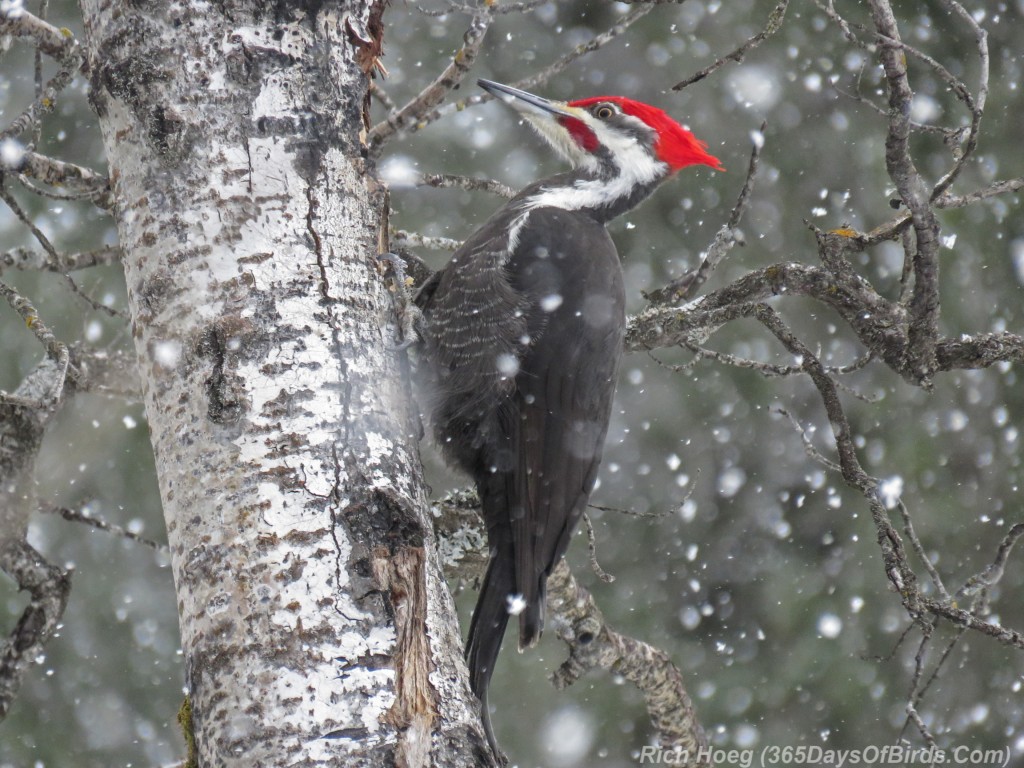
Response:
377,252,422,349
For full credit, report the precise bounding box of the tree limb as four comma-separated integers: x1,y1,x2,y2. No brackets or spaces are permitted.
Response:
431,491,709,758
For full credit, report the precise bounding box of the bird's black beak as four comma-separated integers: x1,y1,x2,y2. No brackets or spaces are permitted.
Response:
477,78,578,119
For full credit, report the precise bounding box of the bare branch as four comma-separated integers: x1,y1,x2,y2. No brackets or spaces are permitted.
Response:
0,354,73,724
422,5,656,130
895,499,951,603
368,81,396,112
831,81,960,139
0,245,122,273
956,523,1024,600
0,60,78,143
546,561,709,761
391,229,462,252
43,503,167,552
901,626,940,747
673,0,789,90
581,513,615,584
0,178,60,261
0,279,71,396
0,540,71,722
929,0,989,200
69,346,142,399
868,0,941,386
509,4,655,94
0,2,79,61
937,178,1024,209
5,150,113,209
367,5,494,152
744,305,1024,652
417,0,550,16
431,491,709,756
645,123,765,305
773,406,842,474
856,178,1024,245
417,173,516,199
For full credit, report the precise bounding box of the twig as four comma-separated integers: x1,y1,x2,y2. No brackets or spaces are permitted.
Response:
673,0,789,90
832,82,960,138
43,504,167,552
819,0,988,211
367,4,495,152
6,150,113,209
0,245,122,273
956,523,1024,600
582,513,614,584
423,5,656,130
846,178,1024,245
0,2,79,60
368,81,396,112
32,0,49,149
937,178,1024,209
929,0,988,201
0,181,124,318
0,177,61,262
773,406,842,474
546,560,710,761
645,122,765,306
391,229,462,252
894,499,951,603
417,0,550,16
0,278,71,397
417,173,516,199
900,625,937,746
0,540,71,722
868,0,941,387
510,4,655,94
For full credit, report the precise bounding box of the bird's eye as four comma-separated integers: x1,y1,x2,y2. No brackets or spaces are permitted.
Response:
595,104,616,119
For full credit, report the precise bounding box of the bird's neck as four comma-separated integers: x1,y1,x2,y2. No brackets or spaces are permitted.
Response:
515,164,668,224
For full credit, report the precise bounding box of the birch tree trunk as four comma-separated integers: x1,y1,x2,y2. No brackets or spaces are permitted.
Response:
78,1,488,765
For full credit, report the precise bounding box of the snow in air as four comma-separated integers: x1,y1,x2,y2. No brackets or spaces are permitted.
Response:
717,466,746,498
725,66,781,110
817,613,843,639
506,593,526,616
153,340,181,369
541,706,595,767
496,353,519,377
877,475,903,509
540,293,563,312
378,155,419,187
0,137,26,169
85,320,103,342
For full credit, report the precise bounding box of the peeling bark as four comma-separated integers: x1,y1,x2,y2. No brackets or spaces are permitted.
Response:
78,1,485,765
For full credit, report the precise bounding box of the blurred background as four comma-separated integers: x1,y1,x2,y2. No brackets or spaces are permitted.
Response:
2,1,1023,766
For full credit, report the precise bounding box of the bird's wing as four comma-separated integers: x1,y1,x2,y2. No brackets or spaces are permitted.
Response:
506,207,625,647
415,229,527,427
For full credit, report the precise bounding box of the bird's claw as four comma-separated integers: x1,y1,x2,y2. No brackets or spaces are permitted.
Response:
377,252,422,348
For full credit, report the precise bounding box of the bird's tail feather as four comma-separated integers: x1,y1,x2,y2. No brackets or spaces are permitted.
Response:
465,544,514,759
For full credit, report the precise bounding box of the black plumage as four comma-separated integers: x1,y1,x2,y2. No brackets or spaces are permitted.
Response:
415,190,624,752
412,78,722,759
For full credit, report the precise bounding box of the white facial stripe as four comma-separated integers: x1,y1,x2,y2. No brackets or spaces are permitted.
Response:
593,119,664,184
519,126,666,216
504,109,667,254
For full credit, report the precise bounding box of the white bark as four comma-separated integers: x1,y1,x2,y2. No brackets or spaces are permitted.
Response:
78,1,488,765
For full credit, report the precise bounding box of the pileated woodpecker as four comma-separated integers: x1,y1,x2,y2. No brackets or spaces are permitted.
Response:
414,78,722,757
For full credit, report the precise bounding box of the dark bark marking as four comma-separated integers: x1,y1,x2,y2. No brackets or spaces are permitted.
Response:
89,18,193,162
196,315,259,425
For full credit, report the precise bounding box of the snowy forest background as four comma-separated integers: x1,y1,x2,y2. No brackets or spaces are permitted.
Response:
2,0,1024,766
